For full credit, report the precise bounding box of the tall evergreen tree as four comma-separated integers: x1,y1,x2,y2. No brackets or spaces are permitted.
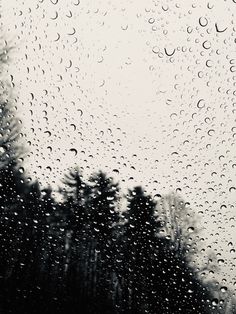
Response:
60,167,89,312
116,187,216,314
116,186,162,313
84,171,120,313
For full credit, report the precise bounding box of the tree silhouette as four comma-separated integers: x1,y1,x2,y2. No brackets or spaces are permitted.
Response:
88,171,120,238
0,166,232,313
60,167,90,312
61,167,88,238
0,164,26,287
115,187,218,314
116,186,162,313
81,171,120,313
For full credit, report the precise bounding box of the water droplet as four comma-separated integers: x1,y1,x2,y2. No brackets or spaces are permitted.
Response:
70,124,76,131
197,99,205,109
148,18,155,24
44,131,51,137
77,109,83,116
154,194,162,200
208,129,215,136
202,41,211,49
121,25,128,31
69,148,77,156
199,17,208,27
229,186,236,192
0,147,6,154
220,287,227,293
152,46,159,54
187,227,195,233
212,299,218,306
215,23,227,33
164,48,175,56
19,167,24,174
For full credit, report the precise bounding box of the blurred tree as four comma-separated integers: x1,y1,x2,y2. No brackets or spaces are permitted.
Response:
116,186,162,313
157,192,199,256
116,187,217,314
0,163,26,280
60,167,89,311
61,166,88,234
84,171,120,313
0,38,30,313
88,171,120,239
0,40,23,168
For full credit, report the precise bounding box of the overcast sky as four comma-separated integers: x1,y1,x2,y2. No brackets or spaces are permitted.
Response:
1,0,236,293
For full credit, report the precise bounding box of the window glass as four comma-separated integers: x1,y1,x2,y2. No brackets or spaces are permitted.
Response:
0,1,235,313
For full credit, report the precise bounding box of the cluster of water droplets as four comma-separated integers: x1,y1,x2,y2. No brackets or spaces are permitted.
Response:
1,0,236,300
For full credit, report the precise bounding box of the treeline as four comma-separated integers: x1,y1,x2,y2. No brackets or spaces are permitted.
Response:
0,38,235,314
0,164,232,314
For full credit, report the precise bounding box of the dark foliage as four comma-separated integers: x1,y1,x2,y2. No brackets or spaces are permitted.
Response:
0,164,231,313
